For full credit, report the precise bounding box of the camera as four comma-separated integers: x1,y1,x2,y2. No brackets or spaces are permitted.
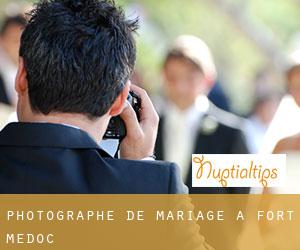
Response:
104,91,141,140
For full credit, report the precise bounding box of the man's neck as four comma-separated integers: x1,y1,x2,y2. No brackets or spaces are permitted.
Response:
22,112,108,143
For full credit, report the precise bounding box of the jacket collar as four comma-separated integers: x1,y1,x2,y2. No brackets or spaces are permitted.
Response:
0,122,112,157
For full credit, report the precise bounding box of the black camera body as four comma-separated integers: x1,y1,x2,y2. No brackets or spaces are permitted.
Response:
104,91,141,140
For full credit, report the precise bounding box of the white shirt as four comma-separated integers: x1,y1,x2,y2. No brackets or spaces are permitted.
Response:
163,96,209,181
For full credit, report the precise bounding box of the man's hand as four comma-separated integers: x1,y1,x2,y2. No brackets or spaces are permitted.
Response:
119,84,159,160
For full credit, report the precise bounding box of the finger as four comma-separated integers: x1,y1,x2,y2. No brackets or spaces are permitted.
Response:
119,101,142,138
130,85,159,129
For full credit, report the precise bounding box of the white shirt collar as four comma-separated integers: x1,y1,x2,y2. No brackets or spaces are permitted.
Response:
165,95,209,125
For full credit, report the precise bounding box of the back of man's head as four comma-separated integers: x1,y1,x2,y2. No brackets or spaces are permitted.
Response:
20,0,138,119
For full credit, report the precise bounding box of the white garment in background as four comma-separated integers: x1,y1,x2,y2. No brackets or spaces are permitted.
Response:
0,46,18,105
164,96,208,182
250,153,300,195
260,95,300,153
270,152,300,194
244,116,268,153
0,104,14,131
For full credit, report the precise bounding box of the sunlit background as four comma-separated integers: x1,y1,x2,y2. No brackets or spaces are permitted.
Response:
1,0,300,114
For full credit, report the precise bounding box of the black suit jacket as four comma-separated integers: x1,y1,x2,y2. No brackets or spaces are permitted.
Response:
0,122,187,194
155,102,250,194
0,73,10,105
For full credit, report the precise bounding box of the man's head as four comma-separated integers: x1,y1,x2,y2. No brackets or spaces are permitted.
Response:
0,14,26,64
287,50,300,107
16,0,138,122
162,35,216,110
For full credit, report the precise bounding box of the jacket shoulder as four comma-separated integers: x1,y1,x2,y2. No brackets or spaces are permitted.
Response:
103,158,188,194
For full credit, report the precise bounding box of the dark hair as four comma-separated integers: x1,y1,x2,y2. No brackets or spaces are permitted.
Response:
0,15,26,35
20,0,138,119
163,51,203,73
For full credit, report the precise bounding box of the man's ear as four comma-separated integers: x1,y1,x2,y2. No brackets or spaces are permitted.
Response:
108,81,130,117
15,57,28,95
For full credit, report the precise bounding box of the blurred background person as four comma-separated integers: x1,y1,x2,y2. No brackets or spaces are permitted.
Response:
263,52,300,194
261,50,300,153
244,89,281,153
274,133,300,194
0,13,26,129
154,34,250,250
271,133,300,194
0,14,26,106
154,35,250,194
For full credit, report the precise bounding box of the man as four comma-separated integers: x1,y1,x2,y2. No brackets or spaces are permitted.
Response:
0,0,187,194
0,14,26,106
155,35,249,194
